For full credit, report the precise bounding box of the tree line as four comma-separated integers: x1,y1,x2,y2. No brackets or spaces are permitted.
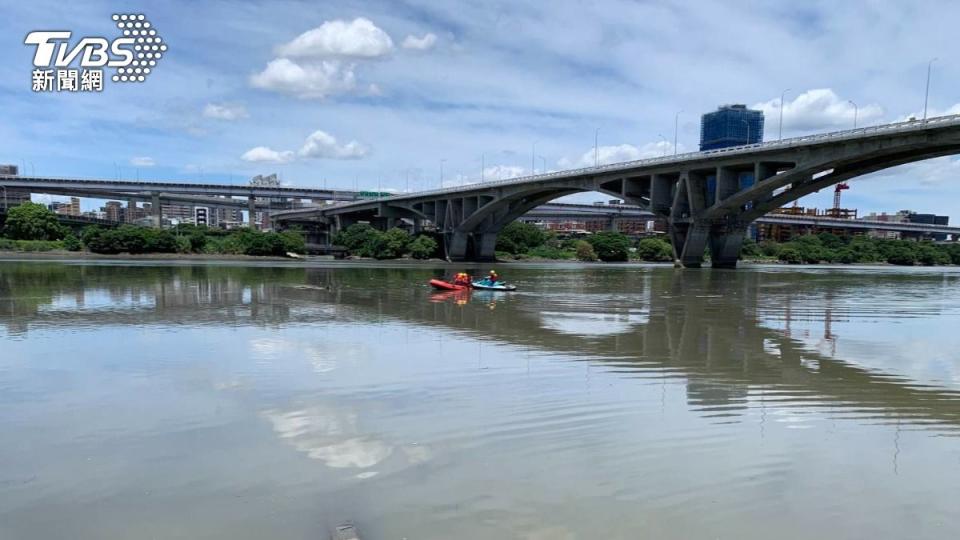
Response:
0,202,305,256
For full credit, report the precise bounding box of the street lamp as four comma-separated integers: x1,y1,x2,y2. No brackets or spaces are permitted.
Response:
673,110,682,156
779,88,791,140
594,128,600,167
741,119,751,146
924,57,938,120
539,155,547,174
848,100,858,128
531,141,538,174
658,133,668,156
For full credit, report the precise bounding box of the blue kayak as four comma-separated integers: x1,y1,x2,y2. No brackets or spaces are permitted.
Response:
471,280,516,291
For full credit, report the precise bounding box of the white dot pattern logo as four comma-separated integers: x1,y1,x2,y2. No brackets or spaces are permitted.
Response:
112,13,166,84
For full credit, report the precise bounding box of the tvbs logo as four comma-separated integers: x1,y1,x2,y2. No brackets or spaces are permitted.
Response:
25,14,166,92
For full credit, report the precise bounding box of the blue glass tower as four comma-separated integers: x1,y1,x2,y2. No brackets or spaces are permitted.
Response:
699,104,764,151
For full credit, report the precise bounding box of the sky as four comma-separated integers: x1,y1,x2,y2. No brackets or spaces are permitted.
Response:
1,0,959,219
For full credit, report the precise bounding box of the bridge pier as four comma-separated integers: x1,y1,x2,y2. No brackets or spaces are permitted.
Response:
248,196,256,228
151,192,162,228
476,232,498,261
670,222,709,268
445,231,469,261
709,225,748,268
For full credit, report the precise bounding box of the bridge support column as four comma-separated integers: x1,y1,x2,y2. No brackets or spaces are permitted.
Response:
151,192,162,228
670,222,709,268
475,232,498,261
709,225,748,268
445,231,469,261
248,196,256,229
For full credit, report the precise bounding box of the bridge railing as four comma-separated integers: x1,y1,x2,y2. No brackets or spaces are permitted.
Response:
348,113,960,205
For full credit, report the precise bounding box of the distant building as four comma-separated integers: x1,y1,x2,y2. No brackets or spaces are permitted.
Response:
49,198,80,216
103,201,123,222
700,104,764,151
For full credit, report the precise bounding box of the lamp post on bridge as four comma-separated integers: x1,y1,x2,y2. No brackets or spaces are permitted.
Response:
741,119,751,146
848,100,858,128
658,133,668,156
924,57,938,120
531,141,538,174
539,156,547,174
594,128,600,167
779,88,791,140
673,110,682,156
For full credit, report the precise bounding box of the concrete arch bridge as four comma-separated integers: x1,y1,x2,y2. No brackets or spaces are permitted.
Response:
277,115,960,267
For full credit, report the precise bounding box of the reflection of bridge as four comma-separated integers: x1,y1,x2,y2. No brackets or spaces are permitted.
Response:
2,263,958,432
296,115,960,266
521,202,960,238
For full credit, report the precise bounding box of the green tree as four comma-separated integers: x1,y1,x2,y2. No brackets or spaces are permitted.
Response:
278,229,306,254
817,232,845,250
574,240,596,261
587,231,631,262
740,238,762,258
636,238,674,261
373,228,411,259
333,223,382,257
62,234,82,252
496,222,546,255
835,249,856,264
917,244,950,266
759,240,781,257
778,246,802,264
2,202,66,241
409,235,438,260
885,245,917,266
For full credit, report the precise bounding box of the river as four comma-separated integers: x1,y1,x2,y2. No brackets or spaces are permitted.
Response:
1,260,959,539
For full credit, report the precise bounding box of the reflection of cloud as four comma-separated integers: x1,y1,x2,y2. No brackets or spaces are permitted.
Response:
264,406,393,469
248,337,371,373
538,311,646,336
263,404,432,473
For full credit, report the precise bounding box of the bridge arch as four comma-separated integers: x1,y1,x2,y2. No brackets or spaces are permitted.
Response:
306,116,960,266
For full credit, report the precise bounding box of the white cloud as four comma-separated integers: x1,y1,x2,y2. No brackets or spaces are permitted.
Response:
559,141,677,168
277,18,394,58
752,89,883,134
202,103,249,121
241,130,369,164
298,130,369,159
899,102,960,121
482,165,528,180
250,58,357,99
240,146,295,163
129,156,155,167
402,33,437,51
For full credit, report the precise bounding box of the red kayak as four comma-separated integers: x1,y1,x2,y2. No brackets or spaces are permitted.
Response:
429,279,469,291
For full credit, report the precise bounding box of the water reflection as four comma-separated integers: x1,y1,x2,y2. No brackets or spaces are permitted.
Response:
2,262,959,434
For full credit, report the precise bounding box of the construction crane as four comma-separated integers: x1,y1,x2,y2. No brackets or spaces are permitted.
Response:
833,182,850,210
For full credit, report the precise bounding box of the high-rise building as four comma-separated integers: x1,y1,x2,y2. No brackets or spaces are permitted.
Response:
700,104,764,151
103,201,123,222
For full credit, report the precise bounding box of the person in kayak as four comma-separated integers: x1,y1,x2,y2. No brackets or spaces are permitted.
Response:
453,272,471,287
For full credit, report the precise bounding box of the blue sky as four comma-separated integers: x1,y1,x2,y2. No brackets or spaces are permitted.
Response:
2,0,959,219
